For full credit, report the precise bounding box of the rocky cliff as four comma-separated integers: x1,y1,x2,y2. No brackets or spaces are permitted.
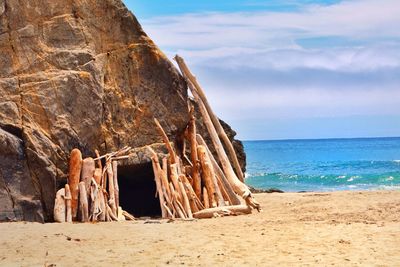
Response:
0,0,245,222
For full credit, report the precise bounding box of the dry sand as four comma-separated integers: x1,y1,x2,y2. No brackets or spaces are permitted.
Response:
1,190,399,266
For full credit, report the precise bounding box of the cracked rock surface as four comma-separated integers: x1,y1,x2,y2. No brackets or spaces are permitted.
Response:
0,0,245,222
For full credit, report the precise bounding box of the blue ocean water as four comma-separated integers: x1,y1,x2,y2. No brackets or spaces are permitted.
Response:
244,137,400,192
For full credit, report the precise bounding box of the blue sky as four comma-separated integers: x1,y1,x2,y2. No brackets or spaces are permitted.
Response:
124,0,400,140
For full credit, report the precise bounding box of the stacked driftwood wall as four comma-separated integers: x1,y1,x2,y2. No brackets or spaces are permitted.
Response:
147,56,260,219
53,147,135,222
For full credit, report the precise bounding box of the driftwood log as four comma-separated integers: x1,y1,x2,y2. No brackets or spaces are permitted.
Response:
154,118,176,164
193,205,251,219
79,182,89,222
54,188,66,223
148,147,168,218
196,134,242,205
106,160,117,216
93,168,102,185
112,161,120,214
81,157,95,197
68,148,82,220
64,184,72,223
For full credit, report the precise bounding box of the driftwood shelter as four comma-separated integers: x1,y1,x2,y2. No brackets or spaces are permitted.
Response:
53,56,260,222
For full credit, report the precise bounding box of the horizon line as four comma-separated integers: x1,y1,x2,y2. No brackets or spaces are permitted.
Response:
242,136,400,142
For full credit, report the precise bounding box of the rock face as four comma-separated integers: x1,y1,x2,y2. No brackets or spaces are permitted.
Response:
0,0,245,222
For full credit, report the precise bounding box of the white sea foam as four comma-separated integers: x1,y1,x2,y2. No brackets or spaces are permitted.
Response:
393,160,400,163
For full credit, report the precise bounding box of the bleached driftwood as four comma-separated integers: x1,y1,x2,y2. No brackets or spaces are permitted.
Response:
178,178,193,218
98,189,106,222
193,205,251,219
112,161,120,212
196,134,241,205
81,157,95,197
148,147,168,218
94,149,102,169
154,118,176,164
64,184,72,223
203,187,210,209
175,55,245,182
79,182,89,222
93,168,102,185
68,148,82,220
106,160,117,217
123,210,135,221
89,178,102,222
54,188,66,223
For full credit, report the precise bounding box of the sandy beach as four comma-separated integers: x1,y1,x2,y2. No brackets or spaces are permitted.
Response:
1,190,399,266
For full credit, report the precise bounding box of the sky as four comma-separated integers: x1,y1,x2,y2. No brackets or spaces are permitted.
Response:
123,0,400,140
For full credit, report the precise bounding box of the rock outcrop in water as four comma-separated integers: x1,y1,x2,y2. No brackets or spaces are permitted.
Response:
0,0,245,222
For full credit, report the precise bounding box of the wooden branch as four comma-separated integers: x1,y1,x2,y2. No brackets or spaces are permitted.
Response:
112,161,120,212
112,155,130,161
188,106,202,199
68,148,82,221
203,187,210,209
93,168,102,185
170,163,183,202
79,182,89,222
98,189,106,222
93,146,131,161
106,160,117,216
54,188,66,223
174,55,245,182
197,146,217,207
81,157,95,198
147,146,169,218
193,205,251,219
180,175,199,213
123,210,135,221
89,178,101,222
178,177,193,218
196,134,242,205
64,184,72,223
198,145,225,207
169,183,186,218
161,157,172,199
94,149,102,169
150,155,167,218
154,118,176,164
107,204,118,221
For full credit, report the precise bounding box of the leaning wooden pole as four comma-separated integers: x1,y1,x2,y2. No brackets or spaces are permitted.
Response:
196,134,242,205
147,146,168,218
174,55,245,182
154,118,177,164
188,106,202,199
185,83,260,210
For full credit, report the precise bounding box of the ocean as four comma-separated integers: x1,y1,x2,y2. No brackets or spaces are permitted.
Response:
244,137,400,192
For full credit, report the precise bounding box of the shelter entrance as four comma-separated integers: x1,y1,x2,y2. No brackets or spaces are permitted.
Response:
118,162,161,218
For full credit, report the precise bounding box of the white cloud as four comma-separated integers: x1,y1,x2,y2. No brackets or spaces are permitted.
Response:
139,0,400,138
143,0,400,49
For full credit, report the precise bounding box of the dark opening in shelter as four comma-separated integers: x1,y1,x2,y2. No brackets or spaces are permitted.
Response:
118,162,161,217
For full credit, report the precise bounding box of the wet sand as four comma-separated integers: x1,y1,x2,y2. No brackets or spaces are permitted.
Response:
1,190,399,266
